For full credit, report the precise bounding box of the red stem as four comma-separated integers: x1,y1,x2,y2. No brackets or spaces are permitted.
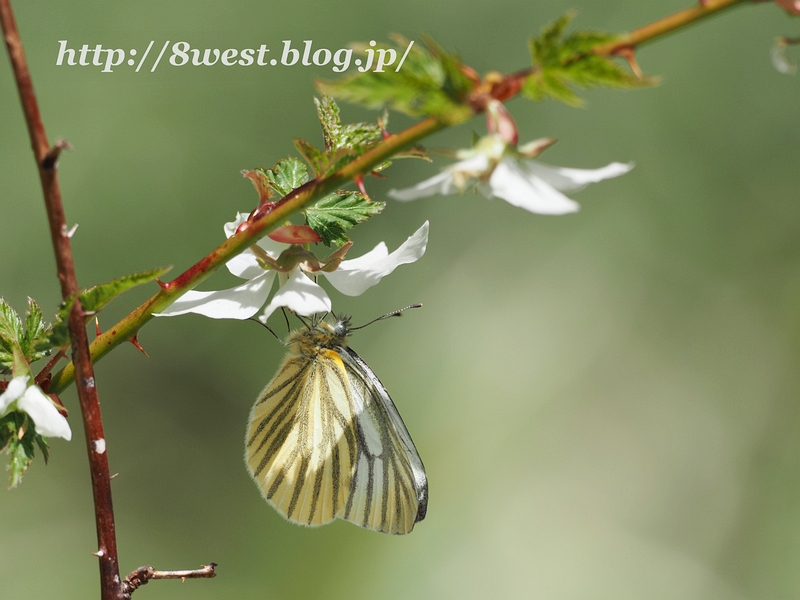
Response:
0,2,123,599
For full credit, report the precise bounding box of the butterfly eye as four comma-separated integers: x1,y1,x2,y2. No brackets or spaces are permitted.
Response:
331,318,351,338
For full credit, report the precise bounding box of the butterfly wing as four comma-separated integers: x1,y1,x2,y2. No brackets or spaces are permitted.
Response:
246,338,427,535
246,349,358,527
337,345,428,535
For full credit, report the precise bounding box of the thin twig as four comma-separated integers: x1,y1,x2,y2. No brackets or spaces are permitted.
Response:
34,348,66,388
122,563,217,597
0,1,123,598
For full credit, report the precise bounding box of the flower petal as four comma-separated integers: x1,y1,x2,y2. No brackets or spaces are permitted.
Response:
389,153,492,201
336,241,390,270
155,271,276,319
225,213,287,257
223,213,287,278
18,386,71,440
521,160,633,192
486,158,580,215
259,269,331,322
323,221,429,296
0,376,29,414
226,252,263,279
388,170,458,201
223,212,249,239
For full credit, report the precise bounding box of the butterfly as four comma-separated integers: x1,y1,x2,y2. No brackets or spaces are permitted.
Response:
245,311,427,535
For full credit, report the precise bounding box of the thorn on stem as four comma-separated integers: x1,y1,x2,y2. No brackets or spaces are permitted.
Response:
95,317,102,337
41,139,72,171
129,335,149,357
614,46,644,79
92,549,105,558
156,278,170,290
377,116,391,140
60,223,79,238
355,175,370,199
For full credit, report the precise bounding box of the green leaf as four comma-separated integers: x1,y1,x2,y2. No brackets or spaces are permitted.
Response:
1,412,37,489
45,267,171,349
304,191,385,247
81,267,171,313
0,300,28,375
0,299,24,352
317,35,474,124
523,12,657,106
294,138,328,177
21,298,51,364
259,157,312,197
316,95,344,151
296,98,399,179
0,412,15,450
43,305,71,351
315,96,385,153
8,436,32,489
35,433,50,465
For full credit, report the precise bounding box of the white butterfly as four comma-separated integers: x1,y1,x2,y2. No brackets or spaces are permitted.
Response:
245,314,427,534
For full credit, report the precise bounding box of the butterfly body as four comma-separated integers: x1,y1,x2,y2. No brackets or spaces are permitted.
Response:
246,318,427,534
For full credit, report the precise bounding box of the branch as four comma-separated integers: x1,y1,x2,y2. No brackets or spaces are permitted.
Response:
595,0,750,54
47,0,764,397
500,0,753,95
49,116,443,393
122,563,217,598
0,1,122,598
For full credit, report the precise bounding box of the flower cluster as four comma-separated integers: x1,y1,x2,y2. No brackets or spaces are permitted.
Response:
159,102,631,323
389,101,632,214
156,214,429,322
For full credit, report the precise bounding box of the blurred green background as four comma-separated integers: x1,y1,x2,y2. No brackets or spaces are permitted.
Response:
2,1,799,598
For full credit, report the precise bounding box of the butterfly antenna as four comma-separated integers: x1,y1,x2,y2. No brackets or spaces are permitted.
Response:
350,303,422,331
248,317,288,346
280,307,291,334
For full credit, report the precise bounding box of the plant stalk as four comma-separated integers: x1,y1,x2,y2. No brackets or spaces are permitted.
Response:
0,1,123,598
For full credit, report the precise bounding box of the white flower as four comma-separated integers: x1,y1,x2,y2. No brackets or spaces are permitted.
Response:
389,134,633,215
156,215,429,323
0,376,72,440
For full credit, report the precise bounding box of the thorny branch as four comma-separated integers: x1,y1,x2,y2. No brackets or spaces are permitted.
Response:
0,0,217,598
48,0,761,396
0,0,124,597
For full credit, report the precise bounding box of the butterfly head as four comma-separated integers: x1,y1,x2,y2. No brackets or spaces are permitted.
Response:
289,315,352,357
330,315,352,338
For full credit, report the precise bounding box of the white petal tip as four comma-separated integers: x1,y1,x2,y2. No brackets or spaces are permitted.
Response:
388,188,429,202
